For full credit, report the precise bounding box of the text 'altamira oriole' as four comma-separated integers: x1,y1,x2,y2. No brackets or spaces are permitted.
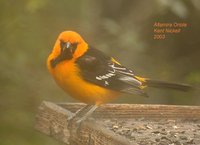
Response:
47,31,192,123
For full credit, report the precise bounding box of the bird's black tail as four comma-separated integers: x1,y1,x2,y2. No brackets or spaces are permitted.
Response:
144,79,192,91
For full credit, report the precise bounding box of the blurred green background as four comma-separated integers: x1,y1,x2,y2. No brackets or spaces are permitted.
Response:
0,0,200,145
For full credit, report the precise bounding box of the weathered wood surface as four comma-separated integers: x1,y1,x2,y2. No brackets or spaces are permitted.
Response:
35,101,200,145
35,101,130,145
59,103,200,120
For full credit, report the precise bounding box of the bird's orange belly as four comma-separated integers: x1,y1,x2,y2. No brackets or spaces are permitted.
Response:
50,60,119,105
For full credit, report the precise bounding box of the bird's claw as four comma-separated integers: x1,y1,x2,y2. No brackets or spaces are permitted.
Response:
67,115,83,135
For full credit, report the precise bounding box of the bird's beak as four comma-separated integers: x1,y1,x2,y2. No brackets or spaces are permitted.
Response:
65,42,73,54
66,42,71,49
60,40,71,53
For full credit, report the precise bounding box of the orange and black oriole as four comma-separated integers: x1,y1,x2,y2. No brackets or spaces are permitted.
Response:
47,31,192,123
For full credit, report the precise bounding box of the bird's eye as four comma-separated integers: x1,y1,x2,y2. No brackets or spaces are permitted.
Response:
71,43,78,53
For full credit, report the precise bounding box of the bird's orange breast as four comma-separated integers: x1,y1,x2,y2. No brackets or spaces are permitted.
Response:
47,55,119,105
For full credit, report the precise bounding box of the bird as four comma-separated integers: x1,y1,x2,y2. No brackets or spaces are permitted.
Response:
47,31,192,123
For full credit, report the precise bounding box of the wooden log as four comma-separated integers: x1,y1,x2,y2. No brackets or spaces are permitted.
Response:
35,101,130,145
35,101,200,145
58,103,200,120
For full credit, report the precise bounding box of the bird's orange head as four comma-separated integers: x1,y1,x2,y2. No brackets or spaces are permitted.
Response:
49,31,88,68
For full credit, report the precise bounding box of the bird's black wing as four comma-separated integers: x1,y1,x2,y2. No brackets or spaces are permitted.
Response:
75,47,147,96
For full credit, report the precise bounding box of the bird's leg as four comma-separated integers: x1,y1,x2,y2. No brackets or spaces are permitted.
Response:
76,105,98,124
67,104,93,131
67,104,98,134
67,104,92,121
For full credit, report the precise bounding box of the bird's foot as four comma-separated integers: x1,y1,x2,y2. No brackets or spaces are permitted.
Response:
67,114,79,128
67,104,98,134
67,115,86,136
